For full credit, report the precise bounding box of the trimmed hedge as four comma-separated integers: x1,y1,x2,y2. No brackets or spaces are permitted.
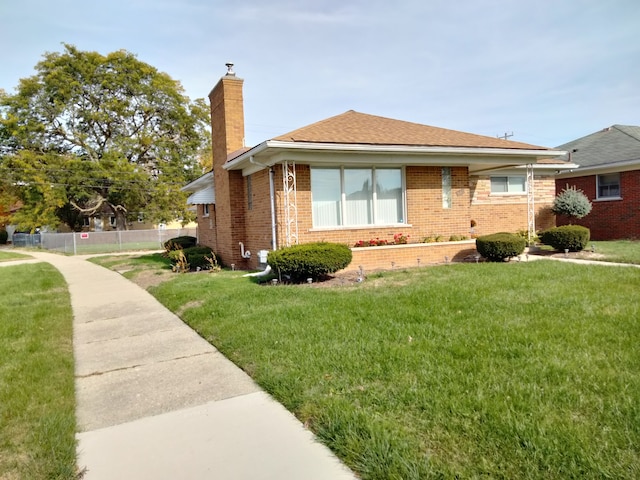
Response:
164,235,197,251
539,225,590,252
476,232,526,262
267,242,353,282
0,229,7,245
168,245,219,270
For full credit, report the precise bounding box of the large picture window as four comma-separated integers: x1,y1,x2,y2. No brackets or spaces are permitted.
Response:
311,167,403,227
597,173,620,199
491,175,526,194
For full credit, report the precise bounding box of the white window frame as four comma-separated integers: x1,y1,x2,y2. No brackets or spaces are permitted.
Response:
490,175,527,194
311,166,406,228
596,173,621,200
202,204,210,217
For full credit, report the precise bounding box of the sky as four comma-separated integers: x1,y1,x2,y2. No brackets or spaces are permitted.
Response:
1,0,638,148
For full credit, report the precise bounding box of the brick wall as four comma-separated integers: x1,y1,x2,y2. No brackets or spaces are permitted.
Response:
346,241,479,272
470,175,556,235
555,170,640,240
243,169,275,268
196,204,217,251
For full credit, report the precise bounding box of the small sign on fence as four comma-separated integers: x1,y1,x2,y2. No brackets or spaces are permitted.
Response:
80,233,89,239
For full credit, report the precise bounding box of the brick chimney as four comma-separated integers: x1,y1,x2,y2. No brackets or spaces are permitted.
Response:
209,63,247,266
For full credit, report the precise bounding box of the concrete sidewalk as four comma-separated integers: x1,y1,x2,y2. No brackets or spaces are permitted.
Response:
18,252,357,480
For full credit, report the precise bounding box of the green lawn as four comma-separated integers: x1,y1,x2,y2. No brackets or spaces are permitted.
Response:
589,239,640,264
0,250,31,262
0,263,77,479
149,260,640,479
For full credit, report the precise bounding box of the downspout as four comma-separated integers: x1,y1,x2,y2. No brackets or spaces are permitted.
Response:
249,156,277,251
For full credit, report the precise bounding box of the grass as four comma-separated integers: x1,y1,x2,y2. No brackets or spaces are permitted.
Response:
144,260,640,479
0,263,77,479
588,240,640,264
0,250,31,262
89,252,171,274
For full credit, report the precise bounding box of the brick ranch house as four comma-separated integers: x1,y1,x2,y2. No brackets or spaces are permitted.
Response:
183,66,573,271
554,125,640,240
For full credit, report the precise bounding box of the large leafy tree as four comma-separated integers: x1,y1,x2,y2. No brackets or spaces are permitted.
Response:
0,44,209,231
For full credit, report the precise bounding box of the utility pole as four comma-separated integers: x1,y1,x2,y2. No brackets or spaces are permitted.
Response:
497,132,513,140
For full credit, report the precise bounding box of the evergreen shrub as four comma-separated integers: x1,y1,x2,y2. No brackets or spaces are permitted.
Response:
540,225,590,252
164,235,197,251
168,245,218,270
268,242,353,282
476,232,526,262
0,229,8,245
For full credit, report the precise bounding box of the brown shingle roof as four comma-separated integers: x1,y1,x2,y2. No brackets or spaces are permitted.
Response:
271,110,548,150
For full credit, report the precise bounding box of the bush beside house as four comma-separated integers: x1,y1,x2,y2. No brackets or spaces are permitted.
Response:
540,225,590,252
267,242,352,283
476,233,526,262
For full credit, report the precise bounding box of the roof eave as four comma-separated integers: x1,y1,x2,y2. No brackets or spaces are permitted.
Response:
223,141,566,172
181,171,213,192
555,158,640,179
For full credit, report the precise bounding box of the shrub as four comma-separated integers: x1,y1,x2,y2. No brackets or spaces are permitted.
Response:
539,225,590,252
552,185,592,221
267,242,353,282
168,245,219,271
0,229,8,245
448,235,468,242
476,232,526,262
164,235,197,251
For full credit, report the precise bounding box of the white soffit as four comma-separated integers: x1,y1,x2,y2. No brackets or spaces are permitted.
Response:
186,184,215,205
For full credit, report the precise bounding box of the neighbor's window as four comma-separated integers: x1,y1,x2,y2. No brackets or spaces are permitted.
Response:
247,174,253,210
109,216,117,228
442,167,452,208
597,173,620,199
82,217,90,227
491,175,526,193
311,167,403,227
203,204,210,217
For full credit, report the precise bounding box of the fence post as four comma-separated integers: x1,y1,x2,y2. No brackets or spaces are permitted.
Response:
118,230,122,251
73,232,77,255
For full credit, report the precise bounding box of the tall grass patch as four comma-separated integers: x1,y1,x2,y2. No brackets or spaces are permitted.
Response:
0,264,77,479
151,261,640,479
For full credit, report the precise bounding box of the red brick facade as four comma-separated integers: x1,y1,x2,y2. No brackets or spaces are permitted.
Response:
555,170,640,240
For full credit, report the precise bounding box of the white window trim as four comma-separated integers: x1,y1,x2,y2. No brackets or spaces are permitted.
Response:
202,204,210,217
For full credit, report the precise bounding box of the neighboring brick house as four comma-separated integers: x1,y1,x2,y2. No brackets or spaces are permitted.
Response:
184,66,572,270
554,125,640,240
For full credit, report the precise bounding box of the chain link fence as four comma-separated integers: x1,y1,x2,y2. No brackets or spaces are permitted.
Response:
11,228,197,255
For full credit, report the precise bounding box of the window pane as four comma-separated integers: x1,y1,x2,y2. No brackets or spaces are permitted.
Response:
507,176,526,193
442,167,452,208
376,169,403,223
491,176,508,193
344,169,372,225
311,168,342,227
598,173,620,198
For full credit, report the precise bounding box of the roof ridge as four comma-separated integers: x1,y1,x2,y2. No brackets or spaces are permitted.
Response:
612,124,640,143
271,110,548,150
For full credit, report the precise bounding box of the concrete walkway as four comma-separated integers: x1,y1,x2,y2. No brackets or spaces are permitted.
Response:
6,251,357,480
